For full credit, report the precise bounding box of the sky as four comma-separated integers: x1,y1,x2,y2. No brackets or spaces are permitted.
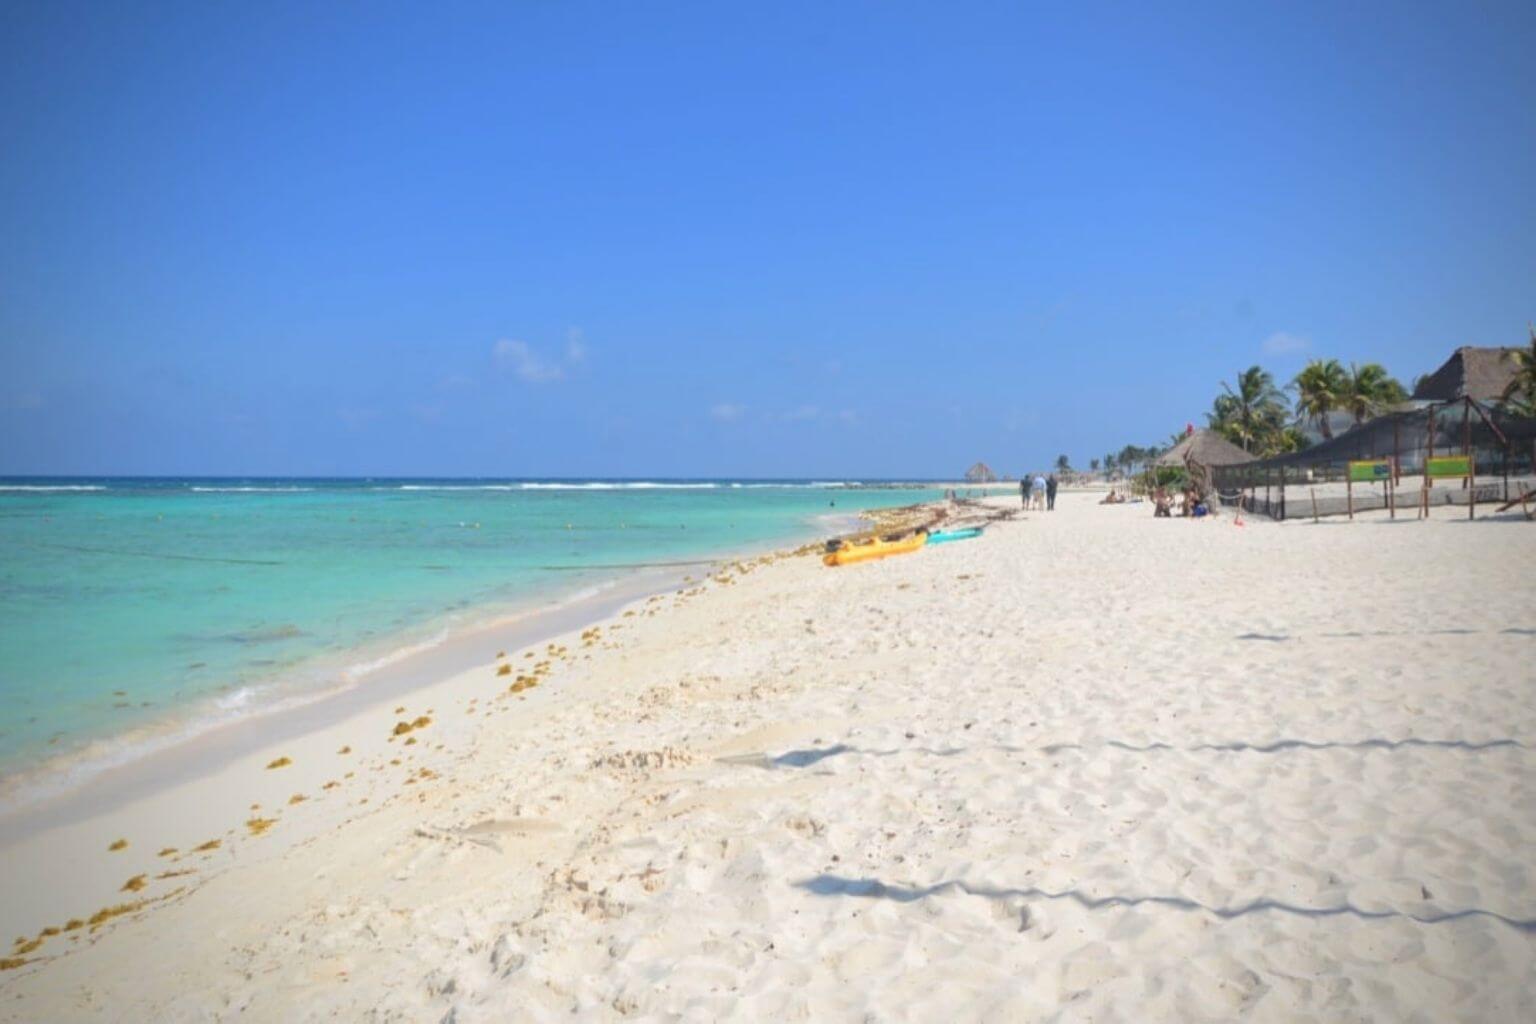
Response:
2,1,1533,478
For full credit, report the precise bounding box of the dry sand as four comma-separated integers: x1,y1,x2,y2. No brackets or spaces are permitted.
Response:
2,492,1534,1021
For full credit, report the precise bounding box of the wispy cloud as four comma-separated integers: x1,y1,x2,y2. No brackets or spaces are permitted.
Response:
710,402,747,422
784,405,820,421
494,339,565,383
1262,331,1311,356
491,330,591,383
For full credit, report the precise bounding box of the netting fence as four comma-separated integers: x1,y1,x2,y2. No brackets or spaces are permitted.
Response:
1211,398,1536,521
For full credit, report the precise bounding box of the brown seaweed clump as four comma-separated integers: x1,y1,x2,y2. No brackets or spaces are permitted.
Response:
288,793,307,805
391,715,433,739
496,663,512,677
157,847,177,857
337,745,352,755
322,780,340,790
266,756,292,770
11,937,42,956
88,900,148,929
107,838,128,852
121,875,147,893
246,817,276,836
62,919,84,932
193,838,222,852
0,957,28,971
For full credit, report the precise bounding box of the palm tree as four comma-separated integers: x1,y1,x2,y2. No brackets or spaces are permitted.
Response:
1103,453,1117,478
1291,358,1349,439
1055,454,1070,474
1500,326,1536,416
1213,365,1288,452
1343,362,1408,424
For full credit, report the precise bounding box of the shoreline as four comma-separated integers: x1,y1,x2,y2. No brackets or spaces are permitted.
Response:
0,504,878,831
0,499,945,942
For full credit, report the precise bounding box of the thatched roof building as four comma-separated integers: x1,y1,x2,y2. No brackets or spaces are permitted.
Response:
964,462,996,483
1152,429,1254,468
1411,346,1521,403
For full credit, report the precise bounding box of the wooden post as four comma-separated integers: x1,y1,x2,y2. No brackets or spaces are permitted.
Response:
1461,398,1472,491
1424,405,1436,518
1310,488,1320,523
1347,472,1353,520
1388,457,1396,519
1469,453,1476,520
1393,419,1402,486
1279,467,1286,521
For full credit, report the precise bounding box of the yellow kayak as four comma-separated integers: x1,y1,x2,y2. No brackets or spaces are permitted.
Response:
822,530,928,566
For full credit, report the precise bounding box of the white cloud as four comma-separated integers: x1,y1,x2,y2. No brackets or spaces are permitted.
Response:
1262,331,1311,355
492,330,591,383
710,402,747,422
494,339,565,383
784,405,820,421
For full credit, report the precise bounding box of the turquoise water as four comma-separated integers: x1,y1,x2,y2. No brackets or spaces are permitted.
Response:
0,479,942,785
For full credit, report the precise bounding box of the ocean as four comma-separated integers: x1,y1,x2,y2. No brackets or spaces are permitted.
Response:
0,478,945,801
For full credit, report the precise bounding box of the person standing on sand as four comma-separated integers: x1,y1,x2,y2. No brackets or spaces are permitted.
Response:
1032,472,1047,511
1020,476,1031,509
1046,473,1058,511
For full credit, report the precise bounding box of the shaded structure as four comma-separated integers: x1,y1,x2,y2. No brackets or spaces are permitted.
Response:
964,462,996,483
1151,429,1255,469
1213,398,1536,520
1411,346,1521,403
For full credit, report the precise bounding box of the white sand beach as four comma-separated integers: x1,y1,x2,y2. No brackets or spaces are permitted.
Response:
2,493,1534,1021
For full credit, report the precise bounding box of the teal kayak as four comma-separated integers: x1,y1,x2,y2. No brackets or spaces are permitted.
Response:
926,527,982,545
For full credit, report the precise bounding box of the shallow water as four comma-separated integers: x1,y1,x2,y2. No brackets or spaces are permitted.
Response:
0,478,943,783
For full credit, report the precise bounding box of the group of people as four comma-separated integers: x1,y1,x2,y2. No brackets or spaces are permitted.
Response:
1020,472,1058,511
1152,485,1210,518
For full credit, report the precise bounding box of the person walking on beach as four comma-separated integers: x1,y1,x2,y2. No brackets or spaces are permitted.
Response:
1032,472,1047,511
1020,476,1031,509
1046,473,1058,511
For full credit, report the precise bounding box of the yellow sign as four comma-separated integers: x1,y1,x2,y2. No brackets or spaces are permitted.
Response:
1425,456,1471,479
1348,460,1391,482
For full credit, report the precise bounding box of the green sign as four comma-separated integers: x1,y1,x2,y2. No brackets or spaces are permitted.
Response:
1348,460,1392,482
1425,455,1471,479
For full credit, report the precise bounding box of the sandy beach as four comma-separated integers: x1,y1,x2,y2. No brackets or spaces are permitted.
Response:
2,492,1533,1021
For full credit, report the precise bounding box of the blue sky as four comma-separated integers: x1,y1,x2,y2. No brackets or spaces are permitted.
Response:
2,1,1533,478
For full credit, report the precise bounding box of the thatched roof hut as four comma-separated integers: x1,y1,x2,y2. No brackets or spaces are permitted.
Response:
964,462,996,483
1411,346,1521,403
1152,429,1254,468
